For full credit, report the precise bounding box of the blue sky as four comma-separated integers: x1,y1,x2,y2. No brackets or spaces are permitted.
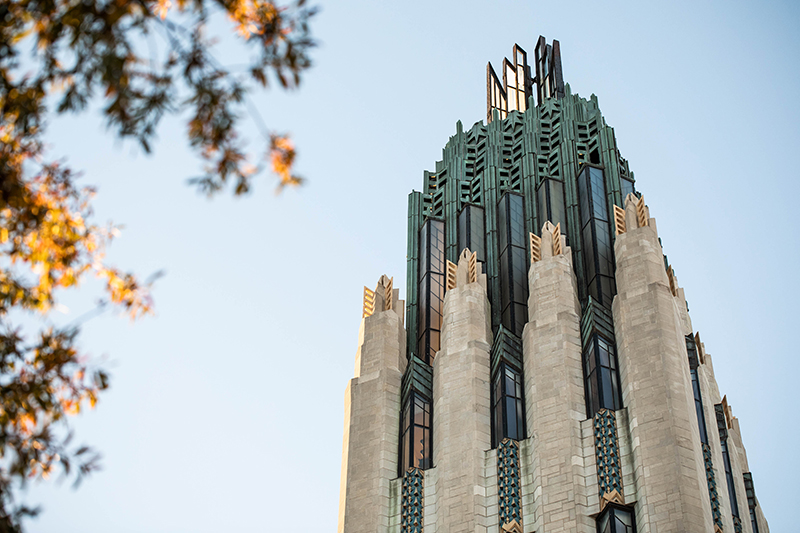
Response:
23,1,800,531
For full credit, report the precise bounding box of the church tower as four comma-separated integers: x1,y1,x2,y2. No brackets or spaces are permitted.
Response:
338,38,769,533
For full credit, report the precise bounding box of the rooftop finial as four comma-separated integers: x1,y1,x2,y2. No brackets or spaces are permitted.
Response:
486,37,564,123
534,36,565,104
486,44,533,123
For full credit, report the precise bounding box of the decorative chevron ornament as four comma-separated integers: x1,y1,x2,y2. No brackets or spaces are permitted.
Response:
401,468,425,533
703,443,723,530
497,438,522,529
594,409,623,502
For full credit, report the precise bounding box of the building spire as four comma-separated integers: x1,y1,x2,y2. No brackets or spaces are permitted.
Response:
534,36,565,104
486,43,533,123
486,37,564,123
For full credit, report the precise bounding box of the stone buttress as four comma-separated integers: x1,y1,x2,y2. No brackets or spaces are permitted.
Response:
430,250,493,533
523,223,595,532
695,337,771,533
612,195,714,532
338,276,406,533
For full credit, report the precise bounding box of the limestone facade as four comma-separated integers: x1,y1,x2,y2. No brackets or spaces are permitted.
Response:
338,276,406,533
338,39,768,533
339,205,769,533
523,239,595,533
612,201,713,532
430,252,493,533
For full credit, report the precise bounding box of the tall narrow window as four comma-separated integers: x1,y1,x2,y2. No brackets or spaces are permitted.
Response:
534,37,564,104
577,165,616,308
417,219,445,364
578,165,622,417
458,204,486,264
583,334,621,414
686,335,708,444
715,404,740,523
743,472,760,533
497,193,528,336
491,328,526,447
492,362,525,444
536,178,566,231
400,392,432,473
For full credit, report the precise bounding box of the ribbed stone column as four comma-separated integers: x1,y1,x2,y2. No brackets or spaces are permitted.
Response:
432,252,492,533
523,227,593,532
612,199,713,533
338,277,406,533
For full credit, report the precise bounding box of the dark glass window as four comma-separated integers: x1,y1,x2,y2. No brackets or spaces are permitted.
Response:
497,193,528,337
399,392,432,473
743,473,760,533
458,205,486,264
597,503,636,533
536,178,567,232
721,440,740,518
685,335,708,444
715,404,740,520
417,219,445,364
577,166,616,309
584,334,621,415
491,362,525,445
690,369,708,444
620,178,634,199
577,165,622,416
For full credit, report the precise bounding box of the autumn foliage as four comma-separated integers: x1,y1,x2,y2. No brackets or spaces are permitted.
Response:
0,0,315,528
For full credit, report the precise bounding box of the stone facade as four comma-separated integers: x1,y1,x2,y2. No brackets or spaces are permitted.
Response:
339,222,769,533
338,39,768,533
430,253,492,533
523,238,596,533
338,277,406,533
612,199,714,532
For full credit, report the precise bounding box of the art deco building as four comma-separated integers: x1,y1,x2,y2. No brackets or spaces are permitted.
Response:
337,37,769,533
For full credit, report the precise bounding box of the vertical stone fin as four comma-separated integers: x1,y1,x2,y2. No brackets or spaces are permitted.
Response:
468,251,478,283
614,210,714,531
722,396,733,429
636,194,649,227
363,287,375,318
384,276,394,311
667,266,678,296
614,204,627,235
530,232,542,263
552,222,562,256
695,332,706,364
446,260,457,291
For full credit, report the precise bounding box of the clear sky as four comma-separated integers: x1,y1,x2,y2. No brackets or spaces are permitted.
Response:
23,1,800,531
